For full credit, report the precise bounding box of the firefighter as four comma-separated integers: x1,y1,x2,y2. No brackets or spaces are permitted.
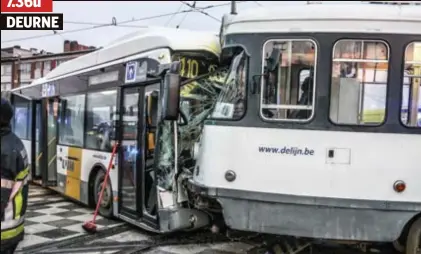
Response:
1,97,29,254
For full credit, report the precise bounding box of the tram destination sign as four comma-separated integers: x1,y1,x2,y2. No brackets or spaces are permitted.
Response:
0,0,63,30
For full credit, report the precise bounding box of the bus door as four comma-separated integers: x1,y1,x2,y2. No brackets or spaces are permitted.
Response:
117,80,159,229
31,99,43,180
34,97,59,186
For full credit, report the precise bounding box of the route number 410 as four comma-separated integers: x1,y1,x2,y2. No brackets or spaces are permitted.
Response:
7,0,41,8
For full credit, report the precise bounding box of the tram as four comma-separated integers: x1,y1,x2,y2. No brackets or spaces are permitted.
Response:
160,2,421,253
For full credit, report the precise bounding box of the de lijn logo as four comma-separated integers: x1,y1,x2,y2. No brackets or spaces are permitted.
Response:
0,0,63,30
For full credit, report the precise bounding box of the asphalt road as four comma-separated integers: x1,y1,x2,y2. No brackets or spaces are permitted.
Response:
16,184,398,254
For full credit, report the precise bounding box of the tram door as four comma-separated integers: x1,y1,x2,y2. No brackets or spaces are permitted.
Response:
32,98,59,186
117,81,159,229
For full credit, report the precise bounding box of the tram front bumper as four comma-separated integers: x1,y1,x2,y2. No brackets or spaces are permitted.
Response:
187,179,421,242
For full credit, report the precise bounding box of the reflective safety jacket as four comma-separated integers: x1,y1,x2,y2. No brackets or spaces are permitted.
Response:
1,126,29,249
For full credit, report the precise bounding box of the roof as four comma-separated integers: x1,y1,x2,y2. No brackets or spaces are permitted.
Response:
222,3,421,35
1,51,13,58
33,27,221,86
18,49,96,62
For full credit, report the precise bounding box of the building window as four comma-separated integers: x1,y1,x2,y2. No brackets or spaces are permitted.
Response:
58,94,85,147
1,64,12,76
20,63,31,74
401,42,421,127
44,61,51,71
330,40,389,125
85,90,117,151
261,39,317,121
5,65,12,75
35,61,42,69
1,84,12,91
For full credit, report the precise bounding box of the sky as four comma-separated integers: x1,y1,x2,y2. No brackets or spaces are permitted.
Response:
1,1,361,53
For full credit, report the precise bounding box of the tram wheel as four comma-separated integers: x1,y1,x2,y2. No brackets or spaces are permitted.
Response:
406,217,421,254
393,239,405,253
94,170,114,218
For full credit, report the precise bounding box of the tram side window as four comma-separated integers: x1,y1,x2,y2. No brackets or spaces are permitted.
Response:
13,97,32,140
58,94,85,147
330,40,389,125
401,42,421,128
85,90,117,152
261,39,316,121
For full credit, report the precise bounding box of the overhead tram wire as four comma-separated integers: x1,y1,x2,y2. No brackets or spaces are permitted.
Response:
165,3,184,26
180,1,220,22
176,6,191,29
1,1,241,44
64,1,239,27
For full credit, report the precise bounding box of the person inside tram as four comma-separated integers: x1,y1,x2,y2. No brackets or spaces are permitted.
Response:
289,67,314,119
340,62,357,78
300,68,314,105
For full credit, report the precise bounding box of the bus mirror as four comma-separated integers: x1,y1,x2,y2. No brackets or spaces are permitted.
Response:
161,61,181,121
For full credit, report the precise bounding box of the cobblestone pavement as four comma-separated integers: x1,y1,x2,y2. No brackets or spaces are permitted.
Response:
15,184,398,254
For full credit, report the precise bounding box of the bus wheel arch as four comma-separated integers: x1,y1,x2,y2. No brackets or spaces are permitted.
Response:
88,164,114,218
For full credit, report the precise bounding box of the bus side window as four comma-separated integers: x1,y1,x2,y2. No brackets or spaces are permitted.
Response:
85,90,117,151
329,39,390,126
12,96,31,140
401,41,421,128
260,39,316,121
58,94,85,147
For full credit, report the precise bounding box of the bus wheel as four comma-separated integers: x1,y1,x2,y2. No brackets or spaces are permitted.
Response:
94,170,113,218
406,217,421,254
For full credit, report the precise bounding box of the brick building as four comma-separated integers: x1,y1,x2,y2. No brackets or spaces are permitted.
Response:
1,40,96,91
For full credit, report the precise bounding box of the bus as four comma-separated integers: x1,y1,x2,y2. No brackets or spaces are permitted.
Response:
8,27,220,232
159,2,421,253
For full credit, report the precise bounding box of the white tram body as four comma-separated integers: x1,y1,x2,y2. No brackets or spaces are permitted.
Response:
190,3,421,243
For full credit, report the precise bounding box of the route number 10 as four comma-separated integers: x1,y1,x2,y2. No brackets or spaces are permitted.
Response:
180,57,199,79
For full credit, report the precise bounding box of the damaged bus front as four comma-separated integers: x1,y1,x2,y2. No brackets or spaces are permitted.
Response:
156,46,248,231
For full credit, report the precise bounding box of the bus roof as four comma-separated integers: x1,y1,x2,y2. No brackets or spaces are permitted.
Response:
222,3,421,35
24,27,220,88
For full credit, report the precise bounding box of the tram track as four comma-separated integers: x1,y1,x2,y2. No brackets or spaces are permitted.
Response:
18,225,262,254
17,224,132,254
27,198,66,208
28,192,57,198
